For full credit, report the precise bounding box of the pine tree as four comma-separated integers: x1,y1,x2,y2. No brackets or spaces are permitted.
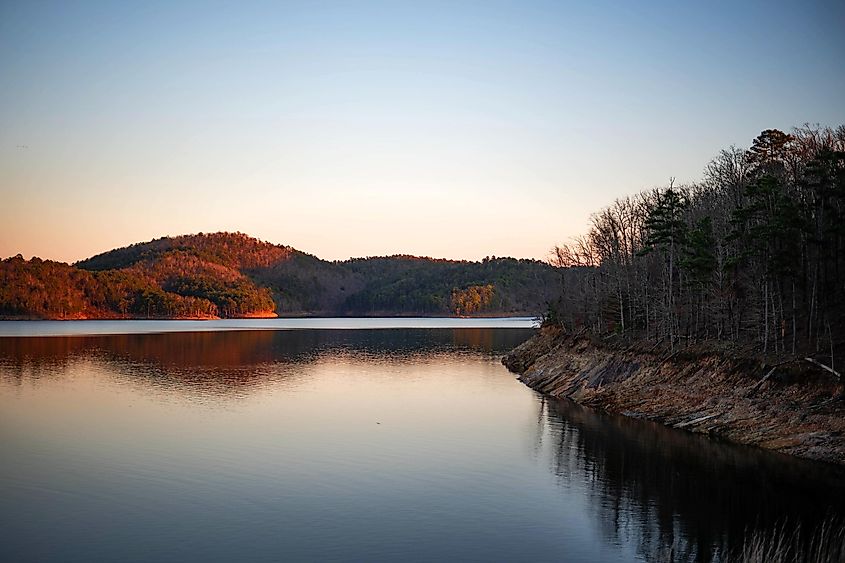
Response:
640,186,688,347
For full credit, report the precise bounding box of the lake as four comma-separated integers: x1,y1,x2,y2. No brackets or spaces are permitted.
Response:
0,317,539,337
1,320,844,562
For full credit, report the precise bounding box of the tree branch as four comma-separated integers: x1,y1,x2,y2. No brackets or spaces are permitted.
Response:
804,357,842,380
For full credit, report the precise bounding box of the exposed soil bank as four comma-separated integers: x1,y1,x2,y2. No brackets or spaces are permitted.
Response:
503,327,845,465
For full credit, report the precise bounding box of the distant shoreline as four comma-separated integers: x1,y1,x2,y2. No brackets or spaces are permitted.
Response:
2,232,559,322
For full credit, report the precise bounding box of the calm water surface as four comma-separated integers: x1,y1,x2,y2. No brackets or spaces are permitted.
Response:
1,322,844,562
0,316,538,337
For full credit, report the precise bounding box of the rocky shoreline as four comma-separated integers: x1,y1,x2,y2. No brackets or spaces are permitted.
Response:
503,327,845,465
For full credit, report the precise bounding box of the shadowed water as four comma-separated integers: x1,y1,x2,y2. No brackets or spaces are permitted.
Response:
1,326,843,562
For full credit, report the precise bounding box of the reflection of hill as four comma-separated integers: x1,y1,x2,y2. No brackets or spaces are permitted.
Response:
0,329,534,393
539,398,845,561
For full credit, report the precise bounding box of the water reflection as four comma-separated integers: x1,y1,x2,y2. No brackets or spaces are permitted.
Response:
0,329,532,395
1,328,844,562
538,397,845,562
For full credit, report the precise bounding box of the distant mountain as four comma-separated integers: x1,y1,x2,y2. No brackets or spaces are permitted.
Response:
0,232,561,319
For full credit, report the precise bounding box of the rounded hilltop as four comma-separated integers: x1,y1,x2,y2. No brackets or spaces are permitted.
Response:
1,231,561,319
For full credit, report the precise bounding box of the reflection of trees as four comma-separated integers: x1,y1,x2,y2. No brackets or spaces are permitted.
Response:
537,398,845,562
450,327,534,352
0,331,291,395
0,335,100,384
0,328,534,394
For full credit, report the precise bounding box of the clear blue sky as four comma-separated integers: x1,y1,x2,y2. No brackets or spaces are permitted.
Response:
1,0,843,262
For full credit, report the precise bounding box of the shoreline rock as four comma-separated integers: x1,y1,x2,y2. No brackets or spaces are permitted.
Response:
503,327,845,465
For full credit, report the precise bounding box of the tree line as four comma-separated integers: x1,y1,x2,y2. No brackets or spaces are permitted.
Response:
0,256,219,319
338,255,559,316
546,125,845,364
1,233,561,319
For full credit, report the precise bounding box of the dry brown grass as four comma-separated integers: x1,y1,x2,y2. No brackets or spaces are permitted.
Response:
728,518,845,563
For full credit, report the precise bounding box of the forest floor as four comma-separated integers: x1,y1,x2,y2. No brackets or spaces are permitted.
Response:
503,326,845,465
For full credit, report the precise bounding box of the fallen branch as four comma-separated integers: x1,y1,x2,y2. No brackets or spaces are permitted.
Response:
675,413,719,429
747,359,808,397
804,357,842,380
659,348,682,366
645,338,666,354
748,366,778,396
806,394,845,412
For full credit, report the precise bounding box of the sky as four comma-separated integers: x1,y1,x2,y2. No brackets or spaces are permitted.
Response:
1,0,843,263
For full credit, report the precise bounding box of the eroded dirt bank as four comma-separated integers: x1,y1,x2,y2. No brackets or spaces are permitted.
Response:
503,327,845,465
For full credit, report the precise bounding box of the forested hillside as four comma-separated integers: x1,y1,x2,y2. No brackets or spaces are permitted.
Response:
546,124,844,364
0,256,219,319
1,232,559,319
339,256,558,315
